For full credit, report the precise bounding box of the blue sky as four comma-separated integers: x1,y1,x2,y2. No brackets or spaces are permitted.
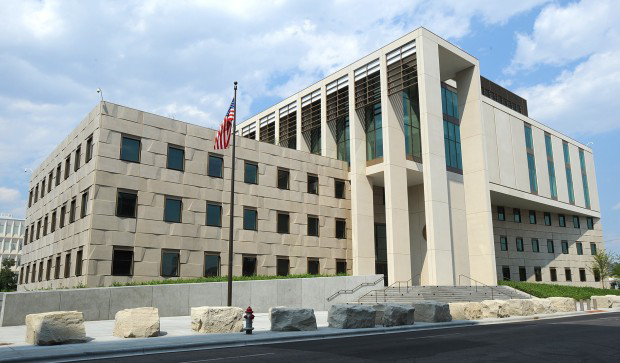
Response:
0,0,618,252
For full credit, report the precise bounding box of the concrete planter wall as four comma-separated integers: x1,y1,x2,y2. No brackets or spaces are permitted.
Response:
0,275,382,327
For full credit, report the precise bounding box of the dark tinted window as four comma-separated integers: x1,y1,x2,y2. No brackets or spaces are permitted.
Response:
531,239,539,253
120,136,141,162
579,268,586,282
561,240,569,254
116,191,137,218
547,239,555,253
64,252,71,278
243,208,257,230
86,135,93,162
502,266,510,281
75,249,83,277
242,256,257,276
308,259,320,275
74,146,81,171
244,162,258,184
586,217,594,230
308,216,319,236
573,215,580,229
164,197,182,223
206,203,222,227
336,219,346,239
559,214,566,227
550,268,557,282
497,206,505,221
204,254,220,277
167,145,185,171
516,237,524,252
590,243,597,255
308,174,319,194
80,189,89,218
69,198,77,223
335,180,345,199
565,268,572,281
277,258,289,276
534,267,542,281
513,208,521,223
161,250,180,277
529,210,536,224
500,236,508,251
112,248,133,276
336,260,347,275
544,212,551,226
577,242,583,255
277,169,289,190
277,213,289,234
208,155,223,178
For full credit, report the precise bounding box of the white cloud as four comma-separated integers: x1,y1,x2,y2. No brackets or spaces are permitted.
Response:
613,203,620,211
0,187,20,203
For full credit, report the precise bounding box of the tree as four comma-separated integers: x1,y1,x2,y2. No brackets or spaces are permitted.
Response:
589,250,616,289
612,263,620,278
0,258,18,291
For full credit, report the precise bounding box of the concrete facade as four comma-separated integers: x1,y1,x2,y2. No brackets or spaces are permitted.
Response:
19,27,602,290
0,214,24,270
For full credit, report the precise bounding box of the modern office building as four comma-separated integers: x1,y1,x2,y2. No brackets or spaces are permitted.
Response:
19,27,602,290
0,214,25,271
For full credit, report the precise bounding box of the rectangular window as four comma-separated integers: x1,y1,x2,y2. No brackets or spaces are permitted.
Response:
576,242,583,255
116,190,138,218
75,249,83,277
563,142,575,204
164,197,182,223
579,268,586,282
497,206,505,221
46,259,52,280
74,146,81,172
120,135,141,163
24,228,29,245
112,248,134,276
335,116,350,163
550,268,557,282
590,243,597,255
500,236,508,251
502,266,511,281
565,268,572,282
206,203,222,227
276,257,289,276
404,85,422,162
534,267,542,282
365,103,383,161
334,179,345,199
573,215,580,229
244,161,258,184
443,120,462,171
544,212,551,226
586,217,594,230
64,252,71,278
307,174,319,194
308,215,319,237
277,169,289,190
35,184,38,203
85,134,93,162
559,214,566,227
64,156,70,179
529,210,537,224
545,133,558,199
594,268,601,282
531,239,540,253
519,266,527,281
167,144,185,171
55,163,61,186
204,253,220,277
579,149,591,209
524,124,537,193
80,189,89,218
48,171,53,193
336,260,347,275
513,208,521,223
38,261,43,282
242,255,257,276
516,237,524,252
307,258,320,275
69,198,77,223
561,240,569,254
43,215,48,237
161,250,180,277
208,154,223,178
25,265,30,284
54,255,61,279
40,180,45,198
243,208,257,231
547,239,555,253
36,219,41,239
31,263,36,283
28,189,33,207
277,212,289,234
336,219,346,239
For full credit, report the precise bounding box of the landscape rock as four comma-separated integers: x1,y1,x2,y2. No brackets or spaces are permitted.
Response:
591,295,620,309
328,304,376,329
412,301,452,322
382,304,415,327
608,295,620,308
504,299,535,317
113,307,160,338
480,300,509,318
548,297,576,313
25,311,86,345
531,298,553,314
449,302,483,320
191,306,243,333
270,307,317,331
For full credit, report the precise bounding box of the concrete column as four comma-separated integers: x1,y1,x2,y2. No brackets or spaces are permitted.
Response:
348,70,376,276
457,65,497,286
417,35,454,286
320,85,336,158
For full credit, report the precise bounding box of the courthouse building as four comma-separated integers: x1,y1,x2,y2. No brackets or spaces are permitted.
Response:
0,214,24,270
19,28,603,290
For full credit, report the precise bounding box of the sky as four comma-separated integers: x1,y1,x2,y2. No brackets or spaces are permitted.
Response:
0,0,619,252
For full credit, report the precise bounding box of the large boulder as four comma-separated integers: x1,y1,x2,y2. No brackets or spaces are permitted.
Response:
113,307,160,338
548,297,576,313
382,304,415,327
328,304,376,329
531,298,552,314
412,301,452,322
609,295,620,308
504,299,535,317
191,306,243,333
480,300,509,319
270,307,317,331
25,311,87,345
591,295,620,309
449,302,483,320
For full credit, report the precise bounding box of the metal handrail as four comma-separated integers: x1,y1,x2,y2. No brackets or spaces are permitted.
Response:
326,276,384,301
458,274,528,300
356,274,422,303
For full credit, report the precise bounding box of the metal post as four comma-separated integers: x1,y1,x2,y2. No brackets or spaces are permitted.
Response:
226,82,238,307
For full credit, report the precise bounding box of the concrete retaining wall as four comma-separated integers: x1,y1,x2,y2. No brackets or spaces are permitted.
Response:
0,275,382,326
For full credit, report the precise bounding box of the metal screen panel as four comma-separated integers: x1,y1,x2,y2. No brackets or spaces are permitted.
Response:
279,101,297,148
387,40,417,95
301,90,321,134
354,59,381,110
259,112,276,144
326,75,349,123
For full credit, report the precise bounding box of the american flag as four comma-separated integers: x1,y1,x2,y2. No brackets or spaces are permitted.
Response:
214,98,236,149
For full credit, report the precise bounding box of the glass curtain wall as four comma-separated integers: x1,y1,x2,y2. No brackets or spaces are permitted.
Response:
403,86,421,161
442,85,462,171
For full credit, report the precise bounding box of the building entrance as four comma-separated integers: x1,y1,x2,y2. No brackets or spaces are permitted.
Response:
374,223,388,286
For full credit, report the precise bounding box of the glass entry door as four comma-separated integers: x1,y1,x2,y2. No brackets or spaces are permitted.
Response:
374,223,388,286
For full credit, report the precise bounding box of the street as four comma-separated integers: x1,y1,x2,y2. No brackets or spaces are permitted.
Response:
88,312,620,362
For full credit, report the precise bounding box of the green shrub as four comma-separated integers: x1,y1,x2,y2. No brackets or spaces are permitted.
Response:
109,273,348,287
500,280,620,300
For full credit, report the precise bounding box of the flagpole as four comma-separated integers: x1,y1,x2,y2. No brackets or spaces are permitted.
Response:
227,81,238,307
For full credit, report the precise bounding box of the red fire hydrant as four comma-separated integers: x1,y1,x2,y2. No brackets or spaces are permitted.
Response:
243,306,255,334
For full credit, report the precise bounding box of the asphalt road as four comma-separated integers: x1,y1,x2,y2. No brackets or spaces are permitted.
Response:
90,312,620,363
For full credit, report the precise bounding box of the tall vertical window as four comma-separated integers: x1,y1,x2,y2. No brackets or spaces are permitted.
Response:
120,135,141,163
85,134,94,162
208,154,223,178
547,239,555,253
404,85,422,162
308,215,320,237
164,197,182,223
277,212,289,234
563,142,575,204
529,210,537,224
355,59,381,161
534,267,542,282
586,217,594,230
54,255,61,279
513,208,521,223
326,76,350,163
48,171,53,193
335,219,346,239
590,243,597,255
531,239,539,253
243,208,257,231
516,237,524,252
167,145,185,171
573,215,580,229
334,179,345,199
64,252,71,278
579,149,591,209
561,241,569,254
500,236,508,251
60,203,66,228
565,268,572,281
204,253,220,277
43,215,48,236
365,103,383,161
545,133,558,199
277,169,289,190
80,189,89,218
75,249,83,277
28,189,33,207
544,212,551,226
550,268,557,282
206,203,222,227
576,242,583,255
579,268,586,282
56,163,61,186
74,146,81,172
244,161,258,184
41,180,45,198
307,174,319,195
442,85,461,171
519,266,527,281
301,90,321,155
524,124,538,193
335,117,350,163
69,198,77,223
64,156,71,179
497,206,505,221
559,214,566,227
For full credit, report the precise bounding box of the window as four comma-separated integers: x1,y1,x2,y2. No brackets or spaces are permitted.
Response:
500,236,508,251
36,219,41,239
34,184,39,203
565,268,572,282
85,134,93,162
524,124,537,193
116,191,138,218
335,116,350,163
531,239,539,253
56,163,61,186
206,203,222,227
41,179,45,198
502,266,511,281
561,240,569,254
593,268,601,282
112,248,133,276
544,212,551,226
277,212,289,234
576,242,583,255
64,252,71,278
519,266,527,281
38,260,43,282
336,219,346,239
277,169,289,190
60,203,67,228
19,267,24,284
550,268,557,282
243,208,257,231
404,86,422,162
365,103,383,161
308,215,319,237
167,145,185,171
28,189,33,207
242,255,257,276
497,206,505,221
276,257,289,276
74,146,81,172
48,171,53,193
46,258,52,281
64,156,71,179
164,197,182,223
586,217,594,230
590,243,597,255
25,265,30,284
573,215,580,229
534,267,542,282
579,149,591,209
244,161,258,184
120,135,141,163
558,214,566,227
24,228,28,245
309,128,321,155
563,142,575,204
204,253,220,277
307,258,320,275
75,249,83,277
43,215,48,236
545,133,558,199
579,268,586,282
161,250,180,277
443,120,462,171
516,237,524,252
547,239,555,254
208,154,223,178
80,189,89,218
529,210,537,224
54,255,61,279
336,260,347,275
513,209,521,223
307,174,319,194
31,263,36,283
69,198,77,223
335,179,345,199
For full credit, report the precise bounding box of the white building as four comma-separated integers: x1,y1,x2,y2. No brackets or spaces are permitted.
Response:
0,214,25,270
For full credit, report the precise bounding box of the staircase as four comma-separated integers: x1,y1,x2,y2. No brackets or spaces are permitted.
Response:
355,285,531,305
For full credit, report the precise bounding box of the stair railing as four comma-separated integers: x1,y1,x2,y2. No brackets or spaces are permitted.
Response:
326,276,384,302
458,274,525,300
356,274,422,303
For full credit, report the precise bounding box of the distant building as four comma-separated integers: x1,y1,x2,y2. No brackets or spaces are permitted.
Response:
0,214,25,271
